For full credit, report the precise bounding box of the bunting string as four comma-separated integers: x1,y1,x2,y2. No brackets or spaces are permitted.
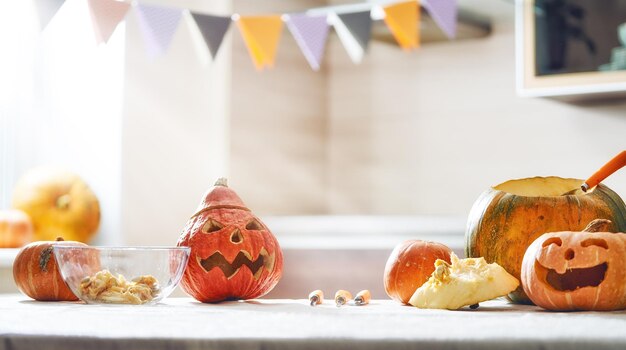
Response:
37,0,458,71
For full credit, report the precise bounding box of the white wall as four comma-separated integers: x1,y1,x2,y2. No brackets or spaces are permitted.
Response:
121,0,231,245
0,0,125,245
230,6,626,217
230,0,330,215
2,0,625,246
0,0,233,247
327,20,626,216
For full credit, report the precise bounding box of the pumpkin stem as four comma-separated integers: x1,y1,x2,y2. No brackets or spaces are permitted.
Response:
56,194,71,210
214,178,228,187
583,219,612,233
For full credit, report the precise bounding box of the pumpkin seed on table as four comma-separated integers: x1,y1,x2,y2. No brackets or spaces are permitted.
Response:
354,290,371,306
335,290,352,307
308,290,324,306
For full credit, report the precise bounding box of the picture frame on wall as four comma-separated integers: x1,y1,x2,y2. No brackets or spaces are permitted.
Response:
516,0,626,99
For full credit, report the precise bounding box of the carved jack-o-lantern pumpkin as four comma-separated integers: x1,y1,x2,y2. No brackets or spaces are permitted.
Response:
177,178,283,303
521,219,626,311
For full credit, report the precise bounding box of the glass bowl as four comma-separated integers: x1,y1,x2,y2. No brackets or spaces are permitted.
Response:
53,246,190,305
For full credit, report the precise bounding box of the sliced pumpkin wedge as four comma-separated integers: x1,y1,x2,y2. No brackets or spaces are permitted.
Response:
409,253,519,310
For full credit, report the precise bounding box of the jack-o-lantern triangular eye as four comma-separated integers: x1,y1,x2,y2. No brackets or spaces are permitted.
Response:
245,219,263,231
202,219,224,234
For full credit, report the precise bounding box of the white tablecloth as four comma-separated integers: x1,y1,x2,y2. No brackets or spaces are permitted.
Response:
1,295,625,350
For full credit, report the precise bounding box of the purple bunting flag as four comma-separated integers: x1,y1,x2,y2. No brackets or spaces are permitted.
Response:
135,4,182,58
423,0,458,39
286,14,330,71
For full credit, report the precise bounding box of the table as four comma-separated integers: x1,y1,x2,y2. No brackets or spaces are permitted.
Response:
1,295,625,350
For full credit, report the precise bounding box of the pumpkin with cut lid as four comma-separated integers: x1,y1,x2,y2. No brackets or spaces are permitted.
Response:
465,176,626,304
177,178,283,303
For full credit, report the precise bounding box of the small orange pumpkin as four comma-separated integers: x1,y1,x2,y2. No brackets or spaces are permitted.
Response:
0,209,33,248
13,237,87,301
521,219,626,311
384,240,452,305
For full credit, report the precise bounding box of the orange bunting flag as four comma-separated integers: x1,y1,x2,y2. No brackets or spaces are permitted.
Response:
236,16,284,70
383,1,419,50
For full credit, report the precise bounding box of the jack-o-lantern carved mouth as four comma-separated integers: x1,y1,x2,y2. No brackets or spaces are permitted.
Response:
535,261,608,291
198,247,275,280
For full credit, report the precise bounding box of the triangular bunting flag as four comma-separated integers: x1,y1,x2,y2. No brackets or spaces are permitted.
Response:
135,4,182,58
191,13,231,59
383,1,419,50
87,0,131,44
423,0,457,39
337,11,372,51
34,0,66,29
236,16,284,71
286,14,330,71
331,11,372,64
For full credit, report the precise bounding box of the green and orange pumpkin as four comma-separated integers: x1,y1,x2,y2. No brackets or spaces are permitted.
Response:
466,176,626,304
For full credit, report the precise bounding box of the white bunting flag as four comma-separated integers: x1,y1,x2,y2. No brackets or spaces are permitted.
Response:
34,0,66,29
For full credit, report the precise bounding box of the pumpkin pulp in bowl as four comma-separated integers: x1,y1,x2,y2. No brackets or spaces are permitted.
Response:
53,246,190,305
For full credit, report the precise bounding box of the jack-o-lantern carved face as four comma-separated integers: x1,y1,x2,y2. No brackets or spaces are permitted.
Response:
521,219,626,311
194,214,277,281
177,179,283,303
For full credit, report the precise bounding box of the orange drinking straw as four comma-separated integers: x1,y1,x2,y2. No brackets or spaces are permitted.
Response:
582,150,626,192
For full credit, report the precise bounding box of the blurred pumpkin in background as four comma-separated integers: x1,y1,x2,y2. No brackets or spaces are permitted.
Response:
12,167,100,243
0,209,33,248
